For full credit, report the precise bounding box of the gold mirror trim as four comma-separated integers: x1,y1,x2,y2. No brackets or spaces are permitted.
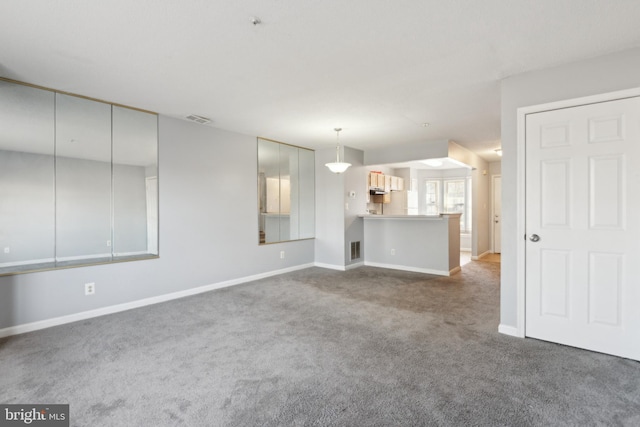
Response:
0,77,158,115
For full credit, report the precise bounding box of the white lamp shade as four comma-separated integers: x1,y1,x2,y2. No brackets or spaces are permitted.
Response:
325,162,351,174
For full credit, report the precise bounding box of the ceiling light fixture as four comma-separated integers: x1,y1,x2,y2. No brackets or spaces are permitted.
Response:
495,148,502,157
325,128,351,174
422,159,443,167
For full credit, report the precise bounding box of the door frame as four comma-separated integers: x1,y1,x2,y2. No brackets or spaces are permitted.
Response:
491,174,501,254
514,87,640,338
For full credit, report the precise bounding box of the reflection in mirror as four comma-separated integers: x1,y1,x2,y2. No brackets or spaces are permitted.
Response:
298,148,315,238
55,93,112,266
257,138,314,244
0,79,159,275
113,106,158,259
0,81,55,273
279,143,297,241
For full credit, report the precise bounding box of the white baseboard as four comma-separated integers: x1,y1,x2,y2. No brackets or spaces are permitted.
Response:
314,261,364,271
460,248,472,252
498,324,522,337
471,250,491,261
0,262,315,339
345,261,364,270
364,261,450,276
314,262,346,271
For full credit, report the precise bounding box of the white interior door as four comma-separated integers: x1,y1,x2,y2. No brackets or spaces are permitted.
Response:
492,175,501,254
525,96,640,361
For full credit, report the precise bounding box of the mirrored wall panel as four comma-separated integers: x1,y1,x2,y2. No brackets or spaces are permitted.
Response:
112,106,158,259
0,79,159,275
0,81,56,271
258,138,314,244
55,93,113,265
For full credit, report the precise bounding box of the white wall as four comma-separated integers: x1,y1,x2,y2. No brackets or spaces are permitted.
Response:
0,116,315,330
364,139,449,165
344,147,366,266
314,147,346,268
314,146,367,269
489,161,501,176
500,47,640,329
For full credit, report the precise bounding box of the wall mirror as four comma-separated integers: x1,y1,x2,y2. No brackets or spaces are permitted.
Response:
257,137,314,244
0,79,158,275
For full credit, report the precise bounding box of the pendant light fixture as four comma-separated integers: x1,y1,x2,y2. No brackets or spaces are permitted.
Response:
325,127,351,174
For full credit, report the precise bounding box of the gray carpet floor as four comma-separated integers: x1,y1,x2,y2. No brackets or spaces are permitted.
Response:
1,261,639,426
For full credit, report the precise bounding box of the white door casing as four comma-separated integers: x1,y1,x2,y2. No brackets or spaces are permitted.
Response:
524,96,640,361
492,175,502,254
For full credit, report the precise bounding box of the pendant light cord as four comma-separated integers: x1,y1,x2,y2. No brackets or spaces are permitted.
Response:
335,127,342,162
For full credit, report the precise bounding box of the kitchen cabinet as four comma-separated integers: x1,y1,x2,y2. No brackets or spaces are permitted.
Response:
368,172,404,204
369,172,384,188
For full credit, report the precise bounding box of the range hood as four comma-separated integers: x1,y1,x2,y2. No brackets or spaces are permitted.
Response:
370,188,388,195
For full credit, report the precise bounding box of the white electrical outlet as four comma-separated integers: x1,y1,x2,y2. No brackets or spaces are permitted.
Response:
3,247,9,254
85,282,95,295
391,248,396,256
106,240,111,247
280,251,285,259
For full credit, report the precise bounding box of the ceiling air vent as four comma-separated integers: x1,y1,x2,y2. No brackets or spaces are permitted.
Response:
185,114,212,125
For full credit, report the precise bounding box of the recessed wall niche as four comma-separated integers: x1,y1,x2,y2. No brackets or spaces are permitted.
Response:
0,79,158,275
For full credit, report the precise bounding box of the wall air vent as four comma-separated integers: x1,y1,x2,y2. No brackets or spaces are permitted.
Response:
350,241,361,261
185,114,212,125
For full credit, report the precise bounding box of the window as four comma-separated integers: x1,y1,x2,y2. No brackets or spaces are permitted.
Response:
424,177,472,233
425,180,440,215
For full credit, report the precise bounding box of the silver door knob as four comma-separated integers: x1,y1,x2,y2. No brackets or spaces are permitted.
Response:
529,234,540,242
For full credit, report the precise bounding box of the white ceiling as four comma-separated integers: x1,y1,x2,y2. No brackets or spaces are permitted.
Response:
2,0,640,162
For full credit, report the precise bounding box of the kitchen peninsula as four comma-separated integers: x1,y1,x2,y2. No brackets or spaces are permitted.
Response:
359,213,461,276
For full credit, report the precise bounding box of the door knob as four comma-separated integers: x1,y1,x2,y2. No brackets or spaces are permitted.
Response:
529,234,540,242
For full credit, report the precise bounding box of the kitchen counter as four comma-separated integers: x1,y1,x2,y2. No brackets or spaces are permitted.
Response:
360,213,461,276
359,214,456,220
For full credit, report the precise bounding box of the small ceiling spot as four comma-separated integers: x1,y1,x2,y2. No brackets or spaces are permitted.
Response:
185,114,212,125
251,17,261,25
422,123,430,127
